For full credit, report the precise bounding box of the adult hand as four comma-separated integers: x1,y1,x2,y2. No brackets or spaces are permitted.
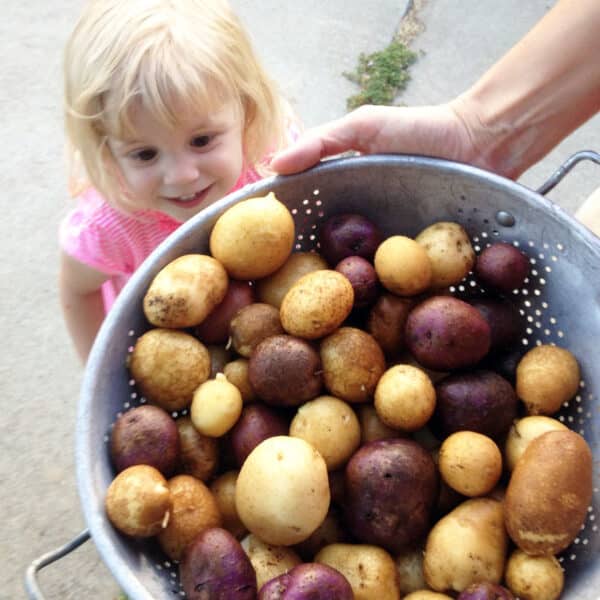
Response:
270,103,477,175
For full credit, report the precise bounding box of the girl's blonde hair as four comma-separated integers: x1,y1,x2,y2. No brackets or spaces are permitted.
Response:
64,0,291,206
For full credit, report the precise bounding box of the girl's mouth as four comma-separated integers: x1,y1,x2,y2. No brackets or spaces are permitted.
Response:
165,185,212,209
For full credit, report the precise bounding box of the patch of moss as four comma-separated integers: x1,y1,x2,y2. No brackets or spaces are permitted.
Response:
344,39,417,110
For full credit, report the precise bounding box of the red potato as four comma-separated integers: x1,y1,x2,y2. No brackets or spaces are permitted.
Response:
230,403,289,466
433,370,518,441
194,279,255,344
180,527,257,599
110,405,180,476
405,296,491,371
318,213,383,266
259,563,353,599
335,256,380,308
474,242,530,294
344,438,439,553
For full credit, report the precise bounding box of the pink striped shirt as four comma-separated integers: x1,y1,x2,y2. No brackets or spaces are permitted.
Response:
60,166,263,312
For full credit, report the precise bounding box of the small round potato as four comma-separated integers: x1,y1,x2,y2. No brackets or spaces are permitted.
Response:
374,364,436,432
223,358,256,403
367,293,415,357
129,329,211,411
157,474,222,561
290,395,361,470
209,192,295,280
257,251,328,308
280,270,354,339
320,327,386,403
315,543,401,600
235,436,330,546
374,235,432,296
505,549,564,600
143,254,228,328
105,465,171,538
176,416,219,481
229,302,284,358
438,431,502,497
191,373,243,437
209,470,247,539
504,415,568,471
416,222,475,289
404,592,453,600
357,404,400,443
516,344,580,415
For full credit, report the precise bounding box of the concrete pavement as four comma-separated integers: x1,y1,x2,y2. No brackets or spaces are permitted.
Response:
2,1,598,598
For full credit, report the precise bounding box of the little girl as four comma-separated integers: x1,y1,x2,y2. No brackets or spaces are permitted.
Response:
59,0,298,361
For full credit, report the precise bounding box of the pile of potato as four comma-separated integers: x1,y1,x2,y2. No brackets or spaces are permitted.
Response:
104,192,593,600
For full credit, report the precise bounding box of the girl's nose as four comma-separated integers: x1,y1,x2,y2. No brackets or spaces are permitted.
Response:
163,154,200,186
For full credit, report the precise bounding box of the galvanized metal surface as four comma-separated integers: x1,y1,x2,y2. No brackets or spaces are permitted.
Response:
78,155,600,599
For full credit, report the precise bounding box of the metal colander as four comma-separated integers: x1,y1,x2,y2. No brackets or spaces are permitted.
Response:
54,154,600,599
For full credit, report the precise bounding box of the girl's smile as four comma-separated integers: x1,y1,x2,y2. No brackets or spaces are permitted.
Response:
108,100,244,221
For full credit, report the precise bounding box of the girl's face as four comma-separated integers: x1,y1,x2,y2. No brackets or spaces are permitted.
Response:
107,100,245,221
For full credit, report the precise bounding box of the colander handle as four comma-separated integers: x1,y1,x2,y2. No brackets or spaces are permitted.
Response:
536,150,600,195
24,529,91,599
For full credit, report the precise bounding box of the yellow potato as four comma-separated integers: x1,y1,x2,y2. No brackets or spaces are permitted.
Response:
241,533,302,590
374,235,432,296
504,429,593,556
504,415,568,471
315,543,400,600
438,431,502,497
190,373,243,437
374,364,436,432
280,270,354,339
128,328,210,411
423,498,508,593
505,549,564,600
256,251,328,308
416,221,475,288
290,395,361,470
516,344,580,415
143,254,228,328
320,327,386,403
235,436,330,546
403,592,453,600
209,192,295,279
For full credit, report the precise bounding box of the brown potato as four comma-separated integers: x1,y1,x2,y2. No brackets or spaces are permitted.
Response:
105,465,171,538
366,293,415,357
176,416,219,481
209,470,247,539
206,344,232,378
357,404,400,443
395,548,427,595
256,251,328,308
128,329,210,411
504,429,593,556
320,327,385,403
416,222,475,289
229,302,284,358
290,395,361,470
209,192,295,279
293,507,347,560
280,270,354,339
516,344,580,415
158,474,222,561
223,358,256,403
143,254,228,328
248,334,322,407
374,235,432,296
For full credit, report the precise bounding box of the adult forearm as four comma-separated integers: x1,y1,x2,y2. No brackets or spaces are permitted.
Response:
453,0,600,179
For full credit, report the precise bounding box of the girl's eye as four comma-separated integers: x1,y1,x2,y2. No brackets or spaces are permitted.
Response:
131,148,157,162
191,135,212,148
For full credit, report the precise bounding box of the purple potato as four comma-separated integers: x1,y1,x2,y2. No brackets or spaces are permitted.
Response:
475,242,530,294
335,256,380,308
248,335,323,407
194,280,255,345
344,438,438,553
259,563,353,600
457,582,515,600
180,527,257,600
405,296,491,371
230,403,289,466
469,297,523,353
110,405,180,476
479,345,527,385
433,370,518,441
318,213,383,266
